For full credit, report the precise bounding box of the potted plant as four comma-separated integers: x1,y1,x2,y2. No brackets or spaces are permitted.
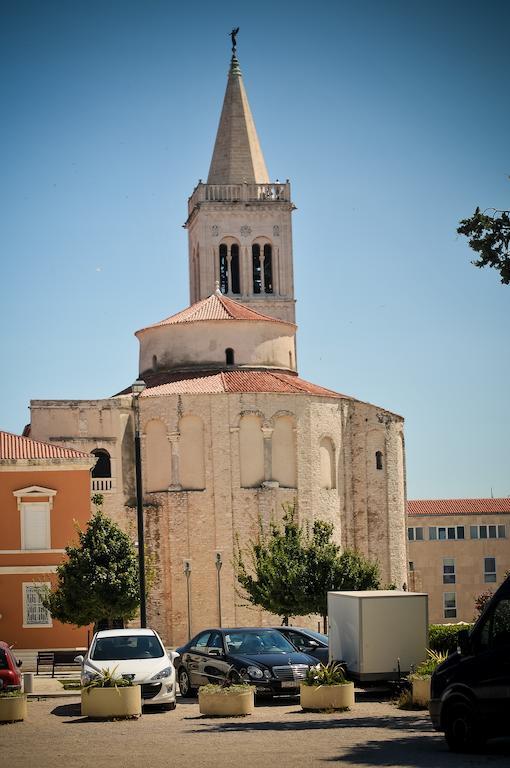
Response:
0,686,27,723
198,668,255,717
300,662,355,711
81,666,141,719
410,649,447,707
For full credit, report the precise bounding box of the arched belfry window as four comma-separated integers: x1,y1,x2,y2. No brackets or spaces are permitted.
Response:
226,348,235,365
91,449,111,478
252,244,261,293
263,244,273,293
219,243,228,294
230,244,240,294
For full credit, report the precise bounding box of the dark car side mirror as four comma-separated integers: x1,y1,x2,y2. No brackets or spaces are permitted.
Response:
457,629,471,656
16,659,23,668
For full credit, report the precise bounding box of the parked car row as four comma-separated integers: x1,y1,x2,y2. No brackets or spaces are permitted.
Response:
0,641,22,692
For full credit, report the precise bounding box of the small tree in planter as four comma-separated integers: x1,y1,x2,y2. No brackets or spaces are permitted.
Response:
0,682,27,723
300,662,355,712
198,668,255,717
81,666,141,719
410,649,447,707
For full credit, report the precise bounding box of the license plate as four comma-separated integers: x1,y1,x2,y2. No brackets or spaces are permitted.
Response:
281,681,298,689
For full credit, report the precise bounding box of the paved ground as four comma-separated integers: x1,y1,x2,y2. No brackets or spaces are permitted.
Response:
2,694,510,768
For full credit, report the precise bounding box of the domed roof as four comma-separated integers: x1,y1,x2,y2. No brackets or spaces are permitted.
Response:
135,291,294,336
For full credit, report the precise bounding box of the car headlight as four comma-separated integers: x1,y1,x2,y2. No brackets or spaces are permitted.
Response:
263,669,272,680
247,666,264,679
150,666,172,681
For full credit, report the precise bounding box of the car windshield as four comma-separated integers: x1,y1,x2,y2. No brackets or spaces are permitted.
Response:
300,629,328,644
91,635,164,661
225,630,297,655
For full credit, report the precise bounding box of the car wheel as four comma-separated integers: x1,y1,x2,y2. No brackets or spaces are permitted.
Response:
178,667,196,697
444,702,485,752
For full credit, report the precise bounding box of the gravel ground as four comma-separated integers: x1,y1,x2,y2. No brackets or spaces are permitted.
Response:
2,694,509,768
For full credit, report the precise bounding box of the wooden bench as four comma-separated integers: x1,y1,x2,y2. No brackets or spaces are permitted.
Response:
36,650,82,677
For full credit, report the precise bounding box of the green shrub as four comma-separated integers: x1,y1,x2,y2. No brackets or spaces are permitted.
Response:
414,649,447,678
303,662,348,686
429,623,473,654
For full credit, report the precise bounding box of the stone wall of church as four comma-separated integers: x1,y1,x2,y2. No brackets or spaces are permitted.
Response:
29,390,407,647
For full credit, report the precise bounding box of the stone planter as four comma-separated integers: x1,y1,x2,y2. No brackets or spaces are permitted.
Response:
198,687,254,717
411,675,431,707
81,685,142,719
0,695,27,723
300,682,355,711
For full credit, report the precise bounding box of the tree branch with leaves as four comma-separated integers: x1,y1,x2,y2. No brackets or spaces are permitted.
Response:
457,205,510,284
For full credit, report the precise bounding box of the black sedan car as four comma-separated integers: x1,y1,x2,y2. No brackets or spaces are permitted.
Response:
273,627,329,664
175,627,317,697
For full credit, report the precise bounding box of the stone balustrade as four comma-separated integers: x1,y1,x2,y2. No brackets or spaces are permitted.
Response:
188,182,291,214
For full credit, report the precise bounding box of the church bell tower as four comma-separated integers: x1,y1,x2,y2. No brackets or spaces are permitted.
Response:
185,37,296,324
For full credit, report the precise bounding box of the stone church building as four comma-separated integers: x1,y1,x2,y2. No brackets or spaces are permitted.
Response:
29,49,408,646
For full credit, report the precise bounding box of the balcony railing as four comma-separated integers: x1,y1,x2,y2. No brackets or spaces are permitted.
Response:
188,182,291,214
91,478,113,492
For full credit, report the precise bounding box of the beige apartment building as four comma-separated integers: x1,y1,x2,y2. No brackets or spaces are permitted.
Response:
407,498,510,623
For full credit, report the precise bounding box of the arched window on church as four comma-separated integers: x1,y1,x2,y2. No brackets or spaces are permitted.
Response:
179,415,205,490
231,244,240,294
91,449,112,492
263,243,273,293
319,438,336,490
252,244,262,294
239,414,264,487
376,450,383,470
272,416,296,488
145,419,171,492
219,243,228,293
225,348,235,366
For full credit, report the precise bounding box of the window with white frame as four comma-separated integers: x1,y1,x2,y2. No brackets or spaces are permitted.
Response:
484,557,497,583
470,524,506,540
21,502,50,550
23,583,52,627
443,558,456,584
444,592,457,619
407,527,424,541
428,526,465,541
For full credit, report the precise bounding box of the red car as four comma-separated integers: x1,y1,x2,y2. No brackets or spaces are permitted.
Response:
0,641,22,691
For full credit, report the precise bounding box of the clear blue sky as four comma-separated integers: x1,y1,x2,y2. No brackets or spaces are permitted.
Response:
1,0,509,499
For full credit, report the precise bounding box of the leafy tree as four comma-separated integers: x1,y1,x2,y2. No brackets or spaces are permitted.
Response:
457,206,510,284
42,494,140,630
235,503,380,626
234,504,309,624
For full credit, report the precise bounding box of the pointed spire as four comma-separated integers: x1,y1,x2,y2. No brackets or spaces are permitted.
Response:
207,41,270,185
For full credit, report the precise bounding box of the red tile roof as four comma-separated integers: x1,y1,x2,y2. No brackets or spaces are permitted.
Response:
408,499,510,517
139,370,346,398
0,430,92,461
136,292,293,334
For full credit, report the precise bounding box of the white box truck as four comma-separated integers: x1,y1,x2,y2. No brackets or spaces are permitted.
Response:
328,590,428,681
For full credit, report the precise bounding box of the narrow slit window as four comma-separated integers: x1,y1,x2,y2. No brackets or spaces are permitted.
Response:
252,244,261,293
231,244,240,294
263,244,273,293
219,243,228,294
375,451,383,470
225,348,234,366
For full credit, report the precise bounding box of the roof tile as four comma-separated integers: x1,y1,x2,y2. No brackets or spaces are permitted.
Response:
0,430,92,461
407,499,510,516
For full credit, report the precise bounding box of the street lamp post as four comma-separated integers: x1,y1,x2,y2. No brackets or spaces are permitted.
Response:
184,560,192,640
215,552,223,627
132,378,147,628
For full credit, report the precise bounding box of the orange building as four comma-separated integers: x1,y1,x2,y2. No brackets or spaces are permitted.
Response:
0,430,95,649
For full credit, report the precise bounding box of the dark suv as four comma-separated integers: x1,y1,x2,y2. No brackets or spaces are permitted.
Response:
429,573,510,752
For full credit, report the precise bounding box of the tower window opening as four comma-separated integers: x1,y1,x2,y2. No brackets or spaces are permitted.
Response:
231,244,240,294
375,450,383,470
219,243,228,293
91,449,111,478
152,355,158,372
263,243,273,293
226,348,235,365
252,244,262,293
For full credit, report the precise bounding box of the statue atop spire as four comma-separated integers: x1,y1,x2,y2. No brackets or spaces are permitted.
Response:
229,27,239,57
